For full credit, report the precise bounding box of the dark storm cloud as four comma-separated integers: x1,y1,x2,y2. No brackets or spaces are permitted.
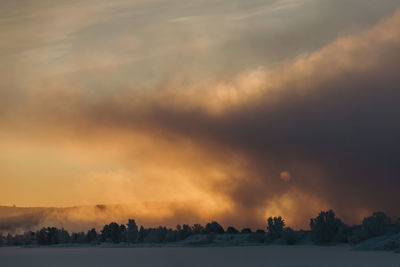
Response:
53,10,400,226
1,1,400,229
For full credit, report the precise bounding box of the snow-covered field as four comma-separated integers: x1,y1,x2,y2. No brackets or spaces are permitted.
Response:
1,245,399,267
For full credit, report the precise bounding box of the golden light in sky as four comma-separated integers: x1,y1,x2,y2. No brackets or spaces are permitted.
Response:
1,0,400,231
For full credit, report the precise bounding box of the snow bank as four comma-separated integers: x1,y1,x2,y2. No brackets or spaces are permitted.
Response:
1,245,400,267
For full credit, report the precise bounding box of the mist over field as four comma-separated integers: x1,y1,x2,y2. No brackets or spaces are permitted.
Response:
0,204,223,234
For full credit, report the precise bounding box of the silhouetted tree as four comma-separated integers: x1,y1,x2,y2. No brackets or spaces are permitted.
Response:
362,212,391,238
205,221,224,234
71,232,86,243
310,210,343,243
164,229,179,242
282,227,296,245
101,222,125,243
137,226,145,243
36,228,48,245
191,224,204,234
120,224,127,242
13,232,35,245
178,224,192,240
87,228,98,243
6,234,14,246
36,227,68,245
335,223,350,243
127,219,138,243
0,233,4,246
347,225,367,244
9,207,400,247
241,228,252,233
226,226,239,234
48,227,59,244
57,229,70,244
267,217,285,240
13,234,25,246
144,227,167,243
394,218,400,233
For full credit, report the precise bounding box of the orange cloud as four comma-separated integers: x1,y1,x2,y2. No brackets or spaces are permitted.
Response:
1,9,400,231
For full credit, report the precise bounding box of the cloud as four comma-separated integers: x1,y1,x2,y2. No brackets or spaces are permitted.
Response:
1,3,400,229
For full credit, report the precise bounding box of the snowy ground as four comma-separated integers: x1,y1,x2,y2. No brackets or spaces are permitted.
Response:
1,245,399,267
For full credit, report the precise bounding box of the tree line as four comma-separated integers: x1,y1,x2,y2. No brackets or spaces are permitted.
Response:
1,210,399,246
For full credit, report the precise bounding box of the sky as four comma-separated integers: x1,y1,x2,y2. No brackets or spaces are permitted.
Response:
1,0,400,229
